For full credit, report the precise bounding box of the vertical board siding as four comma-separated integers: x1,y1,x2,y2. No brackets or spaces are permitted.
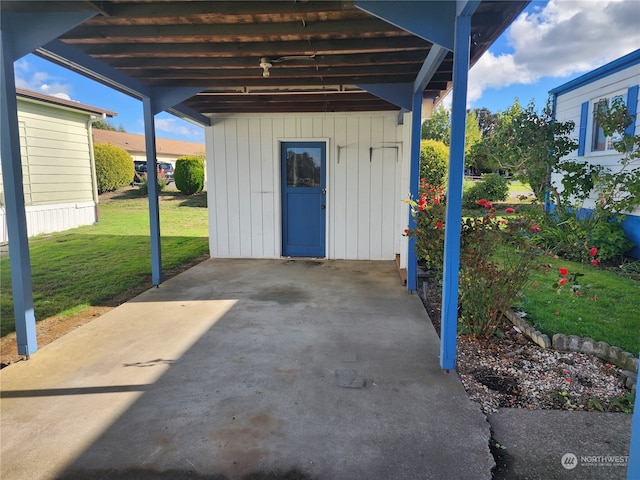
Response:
207,112,405,260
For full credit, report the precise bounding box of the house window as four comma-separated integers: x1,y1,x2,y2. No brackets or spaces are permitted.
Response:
591,95,623,152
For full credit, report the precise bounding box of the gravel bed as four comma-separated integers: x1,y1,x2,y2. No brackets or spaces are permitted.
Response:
457,329,631,414
418,277,633,414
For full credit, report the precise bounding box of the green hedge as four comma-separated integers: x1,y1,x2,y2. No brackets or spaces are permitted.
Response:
463,173,509,207
174,156,205,195
94,143,134,193
420,140,449,187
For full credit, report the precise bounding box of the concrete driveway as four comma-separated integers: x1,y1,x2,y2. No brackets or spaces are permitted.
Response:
1,259,493,480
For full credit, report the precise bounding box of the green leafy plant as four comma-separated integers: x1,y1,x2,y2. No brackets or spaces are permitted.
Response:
419,140,449,188
462,173,509,207
174,155,205,195
138,173,168,195
93,142,134,193
405,188,540,339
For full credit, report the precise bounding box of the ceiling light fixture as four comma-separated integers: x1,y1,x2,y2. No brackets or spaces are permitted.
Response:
259,57,272,78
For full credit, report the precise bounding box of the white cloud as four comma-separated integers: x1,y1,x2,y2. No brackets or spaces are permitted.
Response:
14,59,74,99
155,117,204,141
469,0,640,103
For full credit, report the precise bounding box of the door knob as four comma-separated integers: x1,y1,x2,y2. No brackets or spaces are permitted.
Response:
321,205,326,209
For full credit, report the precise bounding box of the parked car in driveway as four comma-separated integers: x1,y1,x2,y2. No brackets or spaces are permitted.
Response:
132,160,174,184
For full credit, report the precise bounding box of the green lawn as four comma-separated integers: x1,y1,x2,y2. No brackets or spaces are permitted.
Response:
0,188,209,336
519,256,640,355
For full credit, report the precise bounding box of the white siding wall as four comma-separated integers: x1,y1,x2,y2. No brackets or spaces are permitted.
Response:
205,112,409,260
552,63,640,214
0,99,97,242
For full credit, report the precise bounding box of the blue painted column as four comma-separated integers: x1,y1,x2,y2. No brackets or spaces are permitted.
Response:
407,92,422,291
628,352,640,479
0,23,37,355
440,13,471,371
142,97,162,286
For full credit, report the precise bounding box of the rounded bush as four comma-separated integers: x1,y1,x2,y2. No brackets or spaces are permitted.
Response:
174,156,205,195
94,143,134,194
420,140,449,187
463,173,509,207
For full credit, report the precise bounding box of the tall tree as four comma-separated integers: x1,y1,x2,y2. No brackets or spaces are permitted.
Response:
473,107,498,138
421,105,450,145
472,99,577,203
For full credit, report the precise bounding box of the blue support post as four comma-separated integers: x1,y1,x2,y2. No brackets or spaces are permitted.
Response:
629,355,640,479
440,12,471,371
407,92,422,292
0,23,37,355
142,97,162,286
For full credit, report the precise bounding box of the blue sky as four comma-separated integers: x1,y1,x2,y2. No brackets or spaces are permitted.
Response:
14,1,640,144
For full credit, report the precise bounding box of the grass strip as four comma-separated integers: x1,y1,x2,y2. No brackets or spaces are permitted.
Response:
0,188,209,336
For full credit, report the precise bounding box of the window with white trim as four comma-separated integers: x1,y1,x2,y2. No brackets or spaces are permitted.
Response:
591,94,624,152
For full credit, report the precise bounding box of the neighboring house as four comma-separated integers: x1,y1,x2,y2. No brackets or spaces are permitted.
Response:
550,49,640,258
0,89,115,243
92,129,204,166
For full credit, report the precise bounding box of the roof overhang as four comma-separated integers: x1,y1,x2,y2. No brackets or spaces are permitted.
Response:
2,0,528,120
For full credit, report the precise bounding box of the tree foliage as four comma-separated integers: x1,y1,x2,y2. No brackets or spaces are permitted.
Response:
470,99,578,203
421,105,450,145
93,143,134,193
93,119,126,132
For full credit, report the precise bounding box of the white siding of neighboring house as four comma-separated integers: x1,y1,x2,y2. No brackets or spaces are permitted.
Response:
551,55,640,256
0,99,97,242
205,112,411,261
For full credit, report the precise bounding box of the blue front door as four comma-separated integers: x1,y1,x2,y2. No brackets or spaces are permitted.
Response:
281,142,326,257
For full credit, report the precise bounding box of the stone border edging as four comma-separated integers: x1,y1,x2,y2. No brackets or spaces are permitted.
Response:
503,310,637,392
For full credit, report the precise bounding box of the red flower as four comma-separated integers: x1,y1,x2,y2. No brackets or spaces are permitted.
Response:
403,229,409,234
477,199,488,206
590,247,598,256
558,278,568,286
554,311,560,315
591,259,598,266
593,296,600,301
531,225,541,232
559,268,569,276
484,201,493,209
566,378,572,383
505,207,515,214
436,221,443,229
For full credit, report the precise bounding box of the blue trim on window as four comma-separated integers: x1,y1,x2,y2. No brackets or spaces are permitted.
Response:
626,85,639,137
577,101,589,156
549,49,640,98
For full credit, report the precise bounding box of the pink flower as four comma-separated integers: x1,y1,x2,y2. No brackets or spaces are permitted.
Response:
558,278,568,286
554,311,560,315
531,225,541,232
505,207,515,214
559,268,569,276
566,378,572,383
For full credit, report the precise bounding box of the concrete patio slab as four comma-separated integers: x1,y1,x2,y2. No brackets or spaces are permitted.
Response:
1,259,493,480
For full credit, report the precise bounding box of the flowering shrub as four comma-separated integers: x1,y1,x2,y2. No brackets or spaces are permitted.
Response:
458,201,540,338
553,249,600,298
404,180,446,277
405,185,540,339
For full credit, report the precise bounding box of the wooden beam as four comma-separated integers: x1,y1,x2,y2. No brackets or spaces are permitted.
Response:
61,18,403,43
